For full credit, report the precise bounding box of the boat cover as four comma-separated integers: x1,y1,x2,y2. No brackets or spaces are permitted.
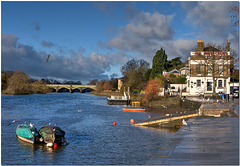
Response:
39,126,65,143
16,124,38,138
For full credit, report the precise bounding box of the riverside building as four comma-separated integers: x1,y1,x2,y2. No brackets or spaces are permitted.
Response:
186,40,233,97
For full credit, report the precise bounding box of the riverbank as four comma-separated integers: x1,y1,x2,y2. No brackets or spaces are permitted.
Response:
90,91,191,115
146,117,239,165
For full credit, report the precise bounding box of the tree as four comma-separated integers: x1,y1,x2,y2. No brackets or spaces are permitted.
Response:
150,48,168,79
6,71,31,94
110,78,118,90
1,73,8,90
103,81,112,90
144,69,152,81
89,79,98,85
144,78,164,103
168,57,182,69
31,80,52,94
96,80,104,92
121,59,150,90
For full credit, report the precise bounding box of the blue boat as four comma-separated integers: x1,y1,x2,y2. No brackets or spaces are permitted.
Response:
16,123,38,144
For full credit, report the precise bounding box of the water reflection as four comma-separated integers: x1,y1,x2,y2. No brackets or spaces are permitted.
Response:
17,136,66,153
137,125,179,134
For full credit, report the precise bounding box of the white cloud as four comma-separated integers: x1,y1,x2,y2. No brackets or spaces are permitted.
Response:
183,1,236,39
104,11,175,52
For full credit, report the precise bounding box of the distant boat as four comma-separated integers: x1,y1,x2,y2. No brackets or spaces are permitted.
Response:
38,126,67,147
123,107,146,112
107,95,129,105
16,123,39,144
107,87,130,105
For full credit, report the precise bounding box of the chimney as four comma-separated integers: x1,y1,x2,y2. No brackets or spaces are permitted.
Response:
197,40,204,51
227,40,230,51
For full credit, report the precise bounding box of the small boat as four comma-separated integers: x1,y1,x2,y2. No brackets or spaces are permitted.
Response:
107,88,130,105
39,125,68,147
123,107,146,112
16,123,39,144
107,96,130,105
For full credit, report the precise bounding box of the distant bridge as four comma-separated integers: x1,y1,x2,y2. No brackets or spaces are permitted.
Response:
47,84,96,93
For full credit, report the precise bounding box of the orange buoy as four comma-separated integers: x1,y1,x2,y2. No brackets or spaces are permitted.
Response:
53,143,57,149
113,122,116,126
130,119,135,124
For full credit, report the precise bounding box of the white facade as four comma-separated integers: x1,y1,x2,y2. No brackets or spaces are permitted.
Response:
185,40,232,96
186,76,231,96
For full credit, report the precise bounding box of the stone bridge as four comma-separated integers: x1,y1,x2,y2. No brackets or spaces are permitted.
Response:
47,84,96,93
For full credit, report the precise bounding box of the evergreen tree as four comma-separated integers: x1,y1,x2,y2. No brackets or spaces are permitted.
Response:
150,48,168,79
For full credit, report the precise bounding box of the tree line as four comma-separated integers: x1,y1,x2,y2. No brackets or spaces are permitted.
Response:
2,71,52,94
94,47,187,102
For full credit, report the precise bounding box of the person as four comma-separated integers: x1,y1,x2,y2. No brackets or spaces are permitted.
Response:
222,92,225,100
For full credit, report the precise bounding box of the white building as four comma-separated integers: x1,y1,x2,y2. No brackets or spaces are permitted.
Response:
186,40,233,96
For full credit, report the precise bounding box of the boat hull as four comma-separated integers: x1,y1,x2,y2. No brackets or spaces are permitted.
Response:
16,124,38,144
123,107,146,112
17,135,35,144
107,98,129,105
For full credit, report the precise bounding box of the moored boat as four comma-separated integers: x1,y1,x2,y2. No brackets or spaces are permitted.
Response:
107,96,130,105
16,123,38,144
123,107,146,112
107,87,131,105
39,125,68,147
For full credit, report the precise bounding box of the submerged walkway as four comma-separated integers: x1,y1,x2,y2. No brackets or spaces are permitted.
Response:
133,111,199,127
146,117,239,165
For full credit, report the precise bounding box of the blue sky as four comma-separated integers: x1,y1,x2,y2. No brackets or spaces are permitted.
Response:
1,1,239,83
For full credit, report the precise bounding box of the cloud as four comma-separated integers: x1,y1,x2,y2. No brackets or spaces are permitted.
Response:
99,11,196,63
41,40,54,48
182,1,235,39
103,11,175,53
1,33,110,82
110,73,119,78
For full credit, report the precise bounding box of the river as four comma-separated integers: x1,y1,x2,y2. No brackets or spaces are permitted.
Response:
1,93,178,165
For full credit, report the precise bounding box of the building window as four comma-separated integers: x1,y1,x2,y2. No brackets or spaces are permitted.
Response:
224,80,226,87
197,65,201,75
207,82,212,91
218,80,223,88
197,80,201,87
207,65,212,75
218,66,223,76
188,80,190,87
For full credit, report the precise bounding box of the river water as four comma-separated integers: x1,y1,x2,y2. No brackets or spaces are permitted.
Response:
1,93,178,165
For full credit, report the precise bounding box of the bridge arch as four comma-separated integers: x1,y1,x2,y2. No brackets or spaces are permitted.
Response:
47,84,96,93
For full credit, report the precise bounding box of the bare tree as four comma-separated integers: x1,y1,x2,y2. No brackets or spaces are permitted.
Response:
6,71,31,94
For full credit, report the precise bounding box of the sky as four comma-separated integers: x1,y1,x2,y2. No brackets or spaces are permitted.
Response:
1,1,239,83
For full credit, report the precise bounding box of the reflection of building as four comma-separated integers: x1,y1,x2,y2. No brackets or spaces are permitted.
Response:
186,40,233,96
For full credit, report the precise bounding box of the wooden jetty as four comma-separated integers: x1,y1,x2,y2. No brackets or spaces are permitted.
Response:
133,111,199,127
